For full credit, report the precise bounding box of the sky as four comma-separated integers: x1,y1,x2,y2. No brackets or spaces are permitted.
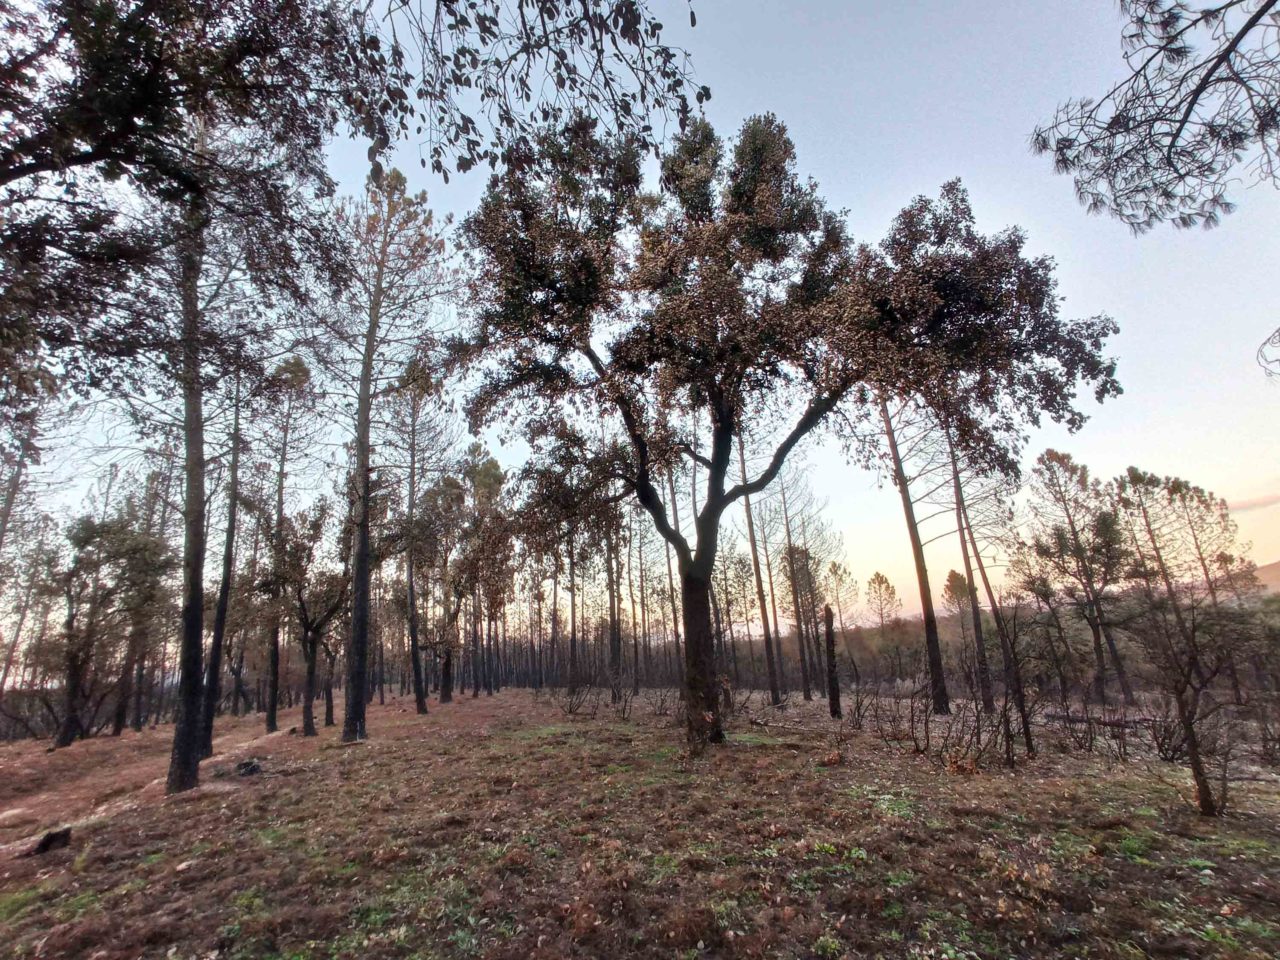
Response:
328,1,1280,614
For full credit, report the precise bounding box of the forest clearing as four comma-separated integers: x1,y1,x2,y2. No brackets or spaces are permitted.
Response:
2,691,1279,960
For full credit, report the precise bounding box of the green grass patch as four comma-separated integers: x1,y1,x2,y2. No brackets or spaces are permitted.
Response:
732,732,784,746
886,868,915,889
509,724,578,741
0,887,43,923
1117,831,1154,863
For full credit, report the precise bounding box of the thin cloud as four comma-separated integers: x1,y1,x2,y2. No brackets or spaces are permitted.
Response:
1230,492,1280,513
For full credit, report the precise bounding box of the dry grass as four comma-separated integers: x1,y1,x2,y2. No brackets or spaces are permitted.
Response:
0,691,1278,959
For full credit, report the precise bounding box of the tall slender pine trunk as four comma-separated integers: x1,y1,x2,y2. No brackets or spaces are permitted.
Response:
405,402,427,714
167,188,208,794
343,259,383,741
880,399,949,715
780,484,812,701
963,499,1034,757
947,433,995,713
201,376,241,757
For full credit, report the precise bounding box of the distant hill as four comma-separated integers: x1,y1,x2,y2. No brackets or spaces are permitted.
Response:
1256,559,1280,594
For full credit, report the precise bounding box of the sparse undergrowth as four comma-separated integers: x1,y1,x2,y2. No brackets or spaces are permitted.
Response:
1,692,1278,959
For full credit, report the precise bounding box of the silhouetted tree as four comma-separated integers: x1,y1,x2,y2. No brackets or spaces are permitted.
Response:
1034,0,1280,233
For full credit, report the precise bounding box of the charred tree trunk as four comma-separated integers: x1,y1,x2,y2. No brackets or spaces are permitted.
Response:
681,570,724,746
739,442,781,706
323,649,336,727
1099,619,1136,706
947,433,995,714
405,410,427,714
201,376,242,758
605,520,622,702
113,619,146,737
343,294,379,743
824,605,842,719
167,188,208,794
471,588,482,698
1177,687,1217,816
440,643,454,703
780,484,813,701
1085,613,1109,705
963,500,1034,757
55,593,88,749
301,633,319,737
881,398,949,715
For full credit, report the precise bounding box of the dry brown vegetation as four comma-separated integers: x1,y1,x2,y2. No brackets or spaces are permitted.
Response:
1,693,1279,960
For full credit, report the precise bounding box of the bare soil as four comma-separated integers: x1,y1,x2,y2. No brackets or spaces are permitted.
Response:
1,692,1278,959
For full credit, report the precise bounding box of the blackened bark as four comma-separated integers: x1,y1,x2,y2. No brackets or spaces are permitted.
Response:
739,442,781,705
343,309,378,743
1086,614,1109,704
824,605,842,719
131,650,147,731
681,571,724,746
440,646,454,703
963,500,1034,757
201,377,241,758
663,536,683,684
167,191,207,794
1177,688,1217,816
567,540,579,692
947,434,995,714
266,401,291,735
405,412,427,713
605,520,622,702
54,596,87,748
302,633,319,736
881,399,949,715
0,420,32,558
780,484,812,701
113,619,145,736
1099,620,1136,706
471,588,482,698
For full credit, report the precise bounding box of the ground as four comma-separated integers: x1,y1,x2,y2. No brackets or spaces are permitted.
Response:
0,691,1278,959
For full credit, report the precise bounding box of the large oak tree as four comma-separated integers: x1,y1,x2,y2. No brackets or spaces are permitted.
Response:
456,116,1121,745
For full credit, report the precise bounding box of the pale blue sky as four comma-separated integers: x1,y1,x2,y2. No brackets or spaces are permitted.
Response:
328,1,1280,611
